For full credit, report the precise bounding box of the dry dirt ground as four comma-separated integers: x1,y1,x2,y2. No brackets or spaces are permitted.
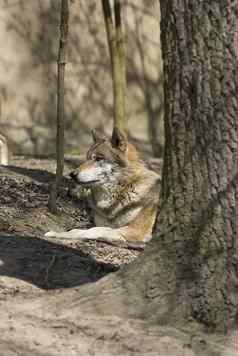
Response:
0,157,238,356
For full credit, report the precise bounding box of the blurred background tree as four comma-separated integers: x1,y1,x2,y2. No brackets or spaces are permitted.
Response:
0,0,163,157
102,0,127,135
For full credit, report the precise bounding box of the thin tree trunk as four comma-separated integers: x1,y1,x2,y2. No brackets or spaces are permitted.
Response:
114,0,127,134
101,0,127,134
48,0,69,214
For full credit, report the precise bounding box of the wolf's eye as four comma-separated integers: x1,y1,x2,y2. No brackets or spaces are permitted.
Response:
95,155,104,161
92,153,104,161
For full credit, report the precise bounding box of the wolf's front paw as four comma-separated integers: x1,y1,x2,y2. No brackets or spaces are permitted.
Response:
44,230,57,238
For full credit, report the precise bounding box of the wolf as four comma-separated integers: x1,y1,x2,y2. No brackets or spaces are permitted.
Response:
45,128,161,246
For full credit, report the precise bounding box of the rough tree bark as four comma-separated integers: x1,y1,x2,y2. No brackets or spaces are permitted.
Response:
157,0,238,328
101,0,127,134
48,0,69,213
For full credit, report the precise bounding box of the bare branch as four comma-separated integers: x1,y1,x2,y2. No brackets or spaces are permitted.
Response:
48,0,69,214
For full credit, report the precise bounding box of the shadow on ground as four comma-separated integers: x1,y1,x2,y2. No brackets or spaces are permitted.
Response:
0,233,117,290
6,165,56,183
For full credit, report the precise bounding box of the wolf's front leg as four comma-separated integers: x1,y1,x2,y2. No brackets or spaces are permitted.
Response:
45,227,126,243
45,229,86,239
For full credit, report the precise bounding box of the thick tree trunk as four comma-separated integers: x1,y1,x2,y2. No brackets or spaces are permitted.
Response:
157,0,238,328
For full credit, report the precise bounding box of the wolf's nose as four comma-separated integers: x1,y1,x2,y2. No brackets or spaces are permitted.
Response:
69,170,78,180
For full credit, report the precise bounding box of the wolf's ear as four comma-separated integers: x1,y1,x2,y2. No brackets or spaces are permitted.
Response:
91,130,104,144
111,127,127,152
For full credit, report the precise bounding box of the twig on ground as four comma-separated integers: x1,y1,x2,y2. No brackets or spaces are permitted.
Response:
76,238,146,251
44,255,57,287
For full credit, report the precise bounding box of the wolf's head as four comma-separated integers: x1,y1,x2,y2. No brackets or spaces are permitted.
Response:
70,128,139,186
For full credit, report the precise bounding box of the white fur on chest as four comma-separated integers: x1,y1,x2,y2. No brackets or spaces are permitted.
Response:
89,166,160,228
91,181,137,212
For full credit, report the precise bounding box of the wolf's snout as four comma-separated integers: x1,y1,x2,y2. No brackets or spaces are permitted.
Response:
70,170,78,180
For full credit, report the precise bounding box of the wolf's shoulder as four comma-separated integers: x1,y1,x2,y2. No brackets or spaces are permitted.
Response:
139,163,161,186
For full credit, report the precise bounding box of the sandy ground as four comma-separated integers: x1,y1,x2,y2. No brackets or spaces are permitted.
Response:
0,157,238,356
